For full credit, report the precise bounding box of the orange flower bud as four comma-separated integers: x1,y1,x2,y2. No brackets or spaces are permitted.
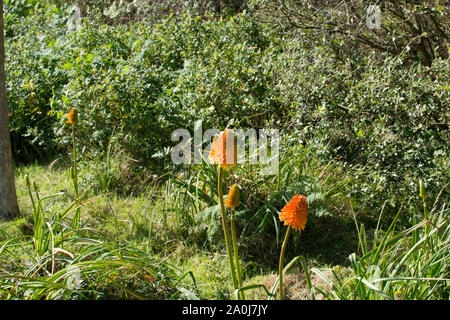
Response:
225,184,241,209
67,108,79,125
208,129,237,168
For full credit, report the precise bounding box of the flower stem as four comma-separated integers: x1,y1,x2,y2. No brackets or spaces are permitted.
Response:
72,124,80,227
278,226,292,300
423,197,428,236
230,207,245,300
217,166,239,297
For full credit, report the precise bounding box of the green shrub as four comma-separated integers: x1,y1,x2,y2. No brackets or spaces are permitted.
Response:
6,1,448,213
6,1,69,161
52,12,278,165
5,4,278,165
273,43,449,215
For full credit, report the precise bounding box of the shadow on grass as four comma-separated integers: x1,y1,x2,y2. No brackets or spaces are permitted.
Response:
242,214,359,275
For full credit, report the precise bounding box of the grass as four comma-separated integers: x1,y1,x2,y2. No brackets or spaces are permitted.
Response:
311,202,449,300
1,153,448,300
1,163,185,299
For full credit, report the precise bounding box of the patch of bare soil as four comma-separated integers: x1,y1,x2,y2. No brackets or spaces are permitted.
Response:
246,269,333,300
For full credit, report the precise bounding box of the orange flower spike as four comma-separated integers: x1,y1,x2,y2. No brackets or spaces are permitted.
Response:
279,194,308,232
66,108,79,125
209,129,237,168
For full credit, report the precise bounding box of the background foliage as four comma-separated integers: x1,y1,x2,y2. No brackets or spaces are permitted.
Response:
6,0,448,209
1,0,449,300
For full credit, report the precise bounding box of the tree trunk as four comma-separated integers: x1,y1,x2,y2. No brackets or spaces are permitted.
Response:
0,0,20,219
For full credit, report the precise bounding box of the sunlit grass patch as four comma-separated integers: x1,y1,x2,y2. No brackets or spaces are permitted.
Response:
177,251,232,299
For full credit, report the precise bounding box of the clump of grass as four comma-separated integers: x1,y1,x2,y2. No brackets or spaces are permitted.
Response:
1,111,196,299
309,188,449,300
0,173,190,300
177,251,231,299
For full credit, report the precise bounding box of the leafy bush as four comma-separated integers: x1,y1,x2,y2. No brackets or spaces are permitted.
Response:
6,1,70,161
6,1,278,165
5,1,448,212
55,13,278,164
273,43,449,214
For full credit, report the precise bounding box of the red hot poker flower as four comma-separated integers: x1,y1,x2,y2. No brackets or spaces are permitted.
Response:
279,194,308,232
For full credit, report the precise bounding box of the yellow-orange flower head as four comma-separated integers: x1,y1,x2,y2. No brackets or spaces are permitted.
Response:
209,129,237,168
225,184,241,209
66,108,79,125
279,194,308,232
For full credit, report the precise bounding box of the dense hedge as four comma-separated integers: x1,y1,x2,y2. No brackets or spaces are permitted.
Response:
5,1,449,207
273,44,449,210
6,1,69,160
6,3,279,165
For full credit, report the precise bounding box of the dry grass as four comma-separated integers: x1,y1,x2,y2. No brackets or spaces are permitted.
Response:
243,269,335,300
